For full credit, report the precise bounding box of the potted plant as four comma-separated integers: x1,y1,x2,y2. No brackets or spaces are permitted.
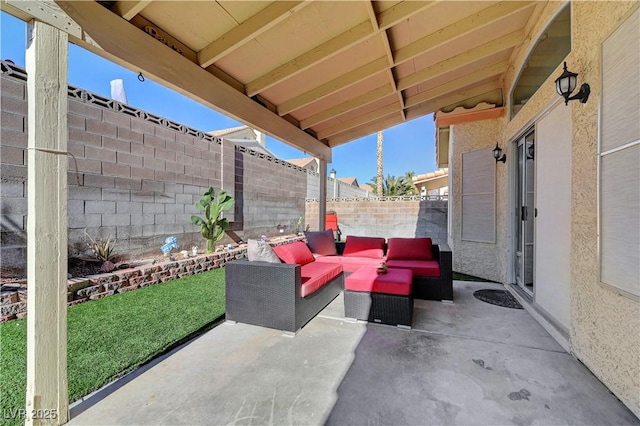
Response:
190,187,235,253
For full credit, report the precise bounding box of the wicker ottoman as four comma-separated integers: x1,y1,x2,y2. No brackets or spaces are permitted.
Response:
344,267,413,327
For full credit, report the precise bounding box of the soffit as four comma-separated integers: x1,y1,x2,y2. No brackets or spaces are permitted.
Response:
3,0,544,157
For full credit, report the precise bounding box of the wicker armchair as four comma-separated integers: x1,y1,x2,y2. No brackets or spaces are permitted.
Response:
225,260,344,333
413,243,453,301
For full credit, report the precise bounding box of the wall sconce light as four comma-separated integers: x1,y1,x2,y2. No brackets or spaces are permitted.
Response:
276,224,286,233
526,141,535,160
493,143,506,163
329,169,336,179
554,61,590,105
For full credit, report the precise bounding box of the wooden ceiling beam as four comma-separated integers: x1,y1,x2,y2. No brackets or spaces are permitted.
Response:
404,60,508,108
376,1,437,30
405,80,502,120
328,81,502,147
247,0,436,98
300,84,394,130
397,29,524,91
316,101,400,140
364,1,404,120
277,56,388,116
56,0,332,161
111,0,151,21
198,1,306,69
246,20,375,97
327,113,401,147
394,1,533,66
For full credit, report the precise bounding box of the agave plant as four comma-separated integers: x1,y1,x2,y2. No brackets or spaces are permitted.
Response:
190,187,235,253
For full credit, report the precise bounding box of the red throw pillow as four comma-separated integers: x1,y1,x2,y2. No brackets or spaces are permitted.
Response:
386,238,433,261
305,229,337,256
342,236,386,259
273,241,315,265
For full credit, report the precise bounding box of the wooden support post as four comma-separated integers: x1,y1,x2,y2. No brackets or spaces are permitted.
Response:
318,159,327,231
25,20,69,425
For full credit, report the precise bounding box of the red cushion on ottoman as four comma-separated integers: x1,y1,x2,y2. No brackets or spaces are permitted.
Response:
345,267,412,296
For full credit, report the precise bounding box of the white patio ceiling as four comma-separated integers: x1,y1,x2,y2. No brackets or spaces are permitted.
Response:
3,0,543,161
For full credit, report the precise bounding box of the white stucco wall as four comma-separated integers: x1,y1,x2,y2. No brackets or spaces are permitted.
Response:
449,117,508,283
498,1,640,416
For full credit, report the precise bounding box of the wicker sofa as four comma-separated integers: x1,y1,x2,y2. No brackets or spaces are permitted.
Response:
316,236,453,302
225,242,343,333
225,236,452,334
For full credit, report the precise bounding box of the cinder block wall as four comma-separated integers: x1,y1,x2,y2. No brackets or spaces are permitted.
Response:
0,62,306,267
305,198,448,244
306,171,371,199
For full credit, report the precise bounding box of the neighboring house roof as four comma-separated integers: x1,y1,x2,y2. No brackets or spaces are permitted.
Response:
286,158,317,169
208,125,251,137
338,177,359,187
360,184,374,193
412,168,449,191
208,125,275,157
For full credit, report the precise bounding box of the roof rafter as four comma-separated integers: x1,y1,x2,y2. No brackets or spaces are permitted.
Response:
246,19,375,97
198,1,307,69
111,0,151,21
316,101,400,140
397,29,524,91
55,0,332,161
404,60,508,108
327,113,401,147
405,80,501,120
394,1,534,66
327,80,501,147
246,0,437,97
277,56,389,116
275,3,527,119
300,83,394,130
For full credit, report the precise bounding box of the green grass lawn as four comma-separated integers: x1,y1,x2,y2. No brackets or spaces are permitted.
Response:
0,268,225,426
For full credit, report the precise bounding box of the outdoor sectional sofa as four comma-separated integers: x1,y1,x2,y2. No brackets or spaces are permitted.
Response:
315,235,453,302
225,234,453,333
225,241,344,333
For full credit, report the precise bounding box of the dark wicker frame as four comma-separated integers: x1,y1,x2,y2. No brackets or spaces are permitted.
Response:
225,260,344,333
337,242,453,302
344,290,413,327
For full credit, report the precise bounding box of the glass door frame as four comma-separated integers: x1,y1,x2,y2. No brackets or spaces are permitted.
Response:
511,128,536,297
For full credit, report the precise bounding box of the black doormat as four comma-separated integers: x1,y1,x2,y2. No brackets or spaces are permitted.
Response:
473,289,523,309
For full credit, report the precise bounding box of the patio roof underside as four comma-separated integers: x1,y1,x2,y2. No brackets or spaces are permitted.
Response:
5,0,546,161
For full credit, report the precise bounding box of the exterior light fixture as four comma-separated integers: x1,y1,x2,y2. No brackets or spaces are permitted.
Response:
329,169,336,179
554,61,590,105
526,142,535,160
276,224,286,233
493,143,506,163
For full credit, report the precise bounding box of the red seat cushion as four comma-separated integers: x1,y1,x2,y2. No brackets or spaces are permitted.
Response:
386,238,433,261
300,262,342,297
386,259,440,277
345,267,412,296
273,241,315,265
342,236,386,259
314,255,385,272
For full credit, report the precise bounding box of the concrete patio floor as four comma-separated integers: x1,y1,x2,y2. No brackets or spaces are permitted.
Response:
69,281,639,425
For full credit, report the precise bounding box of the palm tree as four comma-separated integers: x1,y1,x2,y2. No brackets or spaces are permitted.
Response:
376,131,383,196
403,171,419,195
367,174,415,196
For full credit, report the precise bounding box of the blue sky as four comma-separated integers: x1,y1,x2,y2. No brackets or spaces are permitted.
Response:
1,12,437,185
